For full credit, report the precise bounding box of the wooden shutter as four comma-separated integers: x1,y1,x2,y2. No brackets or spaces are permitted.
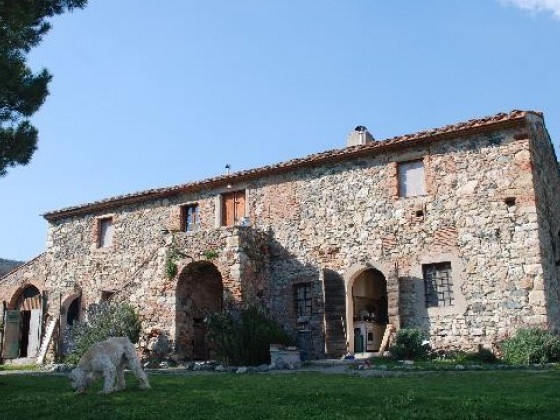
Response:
323,269,347,358
27,309,41,358
2,310,21,359
222,191,245,226
234,191,245,224
222,193,235,226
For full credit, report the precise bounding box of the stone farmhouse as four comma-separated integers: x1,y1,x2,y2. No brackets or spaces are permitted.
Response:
1,110,559,362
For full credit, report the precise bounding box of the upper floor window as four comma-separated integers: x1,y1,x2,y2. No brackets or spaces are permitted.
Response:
294,283,312,318
398,160,425,197
221,190,245,226
181,204,200,232
423,262,453,308
97,217,114,248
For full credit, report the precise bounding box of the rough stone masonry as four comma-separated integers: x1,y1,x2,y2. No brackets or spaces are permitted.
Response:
1,110,559,361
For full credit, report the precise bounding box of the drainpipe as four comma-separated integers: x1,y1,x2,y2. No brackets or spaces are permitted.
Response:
0,300,5,359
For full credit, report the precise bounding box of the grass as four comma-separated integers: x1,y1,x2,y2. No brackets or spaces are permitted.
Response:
0,363,39,372
0,370,558,419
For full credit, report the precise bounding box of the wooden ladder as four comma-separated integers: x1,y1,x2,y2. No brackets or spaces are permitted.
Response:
36,319,57,365
377,324,395,354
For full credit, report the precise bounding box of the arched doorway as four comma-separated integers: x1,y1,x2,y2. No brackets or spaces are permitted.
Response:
60,294,82,355
4,285,42,359
347,268,388,354
176,261,222,360
66,297,81,326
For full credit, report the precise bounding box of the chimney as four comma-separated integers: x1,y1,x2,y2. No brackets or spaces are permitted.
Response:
346,125,374,147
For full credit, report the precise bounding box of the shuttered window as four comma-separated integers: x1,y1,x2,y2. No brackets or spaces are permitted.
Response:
181,204,200,232
398,160,425,198
98,217,114,248
221,190,245,226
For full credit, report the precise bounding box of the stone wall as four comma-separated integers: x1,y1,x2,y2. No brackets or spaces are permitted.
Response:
247,124,547,352
527,114,560,333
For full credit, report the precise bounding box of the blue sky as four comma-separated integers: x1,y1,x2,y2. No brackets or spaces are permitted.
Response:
2,0,560,261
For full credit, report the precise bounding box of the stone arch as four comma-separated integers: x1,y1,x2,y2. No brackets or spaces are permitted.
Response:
344,263,390,354
60,292,82,355
7,282,42,310
6,284,42,358
175,261,223,360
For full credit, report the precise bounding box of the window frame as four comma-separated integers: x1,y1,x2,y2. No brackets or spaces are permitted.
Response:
221,190,246,227
180,203,200,232
101,290,116,301
294,283,313,320
97,217,114,248
397,159,426,198
423,262,453,308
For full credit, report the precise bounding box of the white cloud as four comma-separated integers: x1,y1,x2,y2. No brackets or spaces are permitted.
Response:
498,0,560,18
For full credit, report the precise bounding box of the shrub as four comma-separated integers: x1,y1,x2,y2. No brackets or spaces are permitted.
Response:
206,305,292,366
389,328,428,360
499,328,560,365
453,348,497,364
64,301,141,365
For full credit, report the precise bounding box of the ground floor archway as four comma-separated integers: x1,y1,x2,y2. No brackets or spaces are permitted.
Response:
175,261,222,360
346,268,388,354
60,293,82,355
3,284,42,359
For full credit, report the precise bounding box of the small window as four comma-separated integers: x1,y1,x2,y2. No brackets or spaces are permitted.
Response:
221,190,245,227
423,262,453,308
294,283,312,318
101,290,116,301
181,204,200,232
98,217,114,248
398,160,425,198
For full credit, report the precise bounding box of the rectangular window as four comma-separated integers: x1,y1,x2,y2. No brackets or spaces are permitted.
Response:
221,190,245,226
97,217,114,248
294,283,312,318
423,262,453,307
398,160,425,197
101,290,116,301
181,204,200,232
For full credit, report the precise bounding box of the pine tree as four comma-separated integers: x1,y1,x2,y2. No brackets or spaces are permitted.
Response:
0,0,87,176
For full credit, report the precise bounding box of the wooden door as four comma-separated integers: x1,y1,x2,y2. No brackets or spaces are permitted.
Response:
27,309,41,358
2,310,21,359
323,269,347,357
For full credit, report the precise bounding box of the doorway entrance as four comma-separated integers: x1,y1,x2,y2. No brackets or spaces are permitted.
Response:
176,262,222,360
61,295,81,355
3,285,42,359
348,268,388,353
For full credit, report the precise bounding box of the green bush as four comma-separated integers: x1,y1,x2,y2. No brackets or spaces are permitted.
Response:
64,301,141,365
206,305,292,366
499,328,560,365
453,348,497,364
389,328,428,360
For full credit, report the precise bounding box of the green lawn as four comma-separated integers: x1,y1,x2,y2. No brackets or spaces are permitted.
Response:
0,370,558,419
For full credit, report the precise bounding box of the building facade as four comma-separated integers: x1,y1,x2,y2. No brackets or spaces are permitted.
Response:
2,110,559,361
